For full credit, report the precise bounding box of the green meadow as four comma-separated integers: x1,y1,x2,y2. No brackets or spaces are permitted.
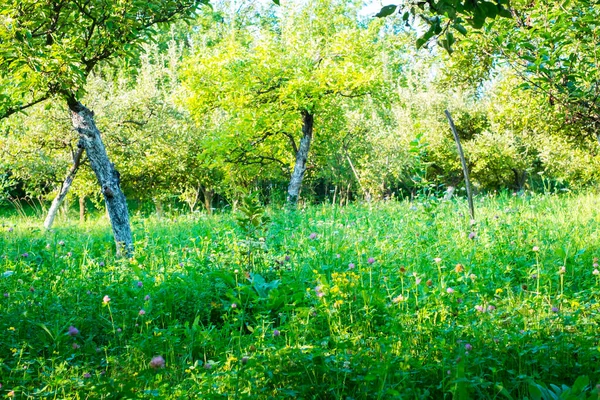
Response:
1,192,600,399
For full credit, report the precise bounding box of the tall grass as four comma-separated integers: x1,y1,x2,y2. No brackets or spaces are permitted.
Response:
1,192,600,398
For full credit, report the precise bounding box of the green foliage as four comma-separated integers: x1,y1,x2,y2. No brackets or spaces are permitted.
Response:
236,194,270,239
182,0,391,201
0,0,210,118
373,0,512,52
1,0,599,211
492,0,600,142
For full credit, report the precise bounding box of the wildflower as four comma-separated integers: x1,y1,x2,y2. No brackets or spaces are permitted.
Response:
593,269,599,276
231,303,237,309
475,305,484,312
72,343,80,350
426,279,433,287
102,295,111,304
241,356,249,365
434,257,442,263
465,343,472,351
149,356,165,369
67,252,72,257
368,257,375,264
531,274,537,280
470,219,476,226
415,277,422,285
551,307,559,313
137,281,143,288
469,274,477,281
336,254,341,259
558,266,566,275
8,390,14,397
468,232,476,240
446,287,455,294
532,246,539,252
392,294,404,303
3,293,8,298
285,255,290,261
179,262,184,267
117,328,122,332
487,305,496,312
83,373,91,378
8,227,13,232
399,266,406,274
309,233,317,240
58,240,65,246
204,362,212,370
145,295,150,301
29,287,34,292
314,285,325,298
454,264,464,273
139,309,146,316
273,329,281,337
67,326,79,336
99,261,105,267
348,263,355,269
21,253,28,258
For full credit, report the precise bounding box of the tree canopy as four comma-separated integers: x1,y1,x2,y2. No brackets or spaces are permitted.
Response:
0,0,209,119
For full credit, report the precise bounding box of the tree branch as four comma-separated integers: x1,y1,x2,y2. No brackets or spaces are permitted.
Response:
0,95,50,121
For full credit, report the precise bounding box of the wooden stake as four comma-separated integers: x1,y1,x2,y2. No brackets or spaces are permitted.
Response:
445,110,475,221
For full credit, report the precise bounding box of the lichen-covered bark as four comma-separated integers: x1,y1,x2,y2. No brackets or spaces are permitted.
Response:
68,97,133,256
43,146,84,230
287,111,314,206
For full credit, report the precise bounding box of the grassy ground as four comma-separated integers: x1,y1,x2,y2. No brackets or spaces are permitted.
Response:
1,192,600,399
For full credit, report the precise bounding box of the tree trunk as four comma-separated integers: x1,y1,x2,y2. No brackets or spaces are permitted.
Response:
67,97,133,256
43,146,85,230
154,198,164,218
287,111,314,206
201,186,214,215
79,195,85,223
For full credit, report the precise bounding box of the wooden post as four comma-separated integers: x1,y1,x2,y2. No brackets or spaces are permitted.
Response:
445,110,475,221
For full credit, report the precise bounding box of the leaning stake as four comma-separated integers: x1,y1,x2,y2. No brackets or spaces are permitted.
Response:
445,110,475,221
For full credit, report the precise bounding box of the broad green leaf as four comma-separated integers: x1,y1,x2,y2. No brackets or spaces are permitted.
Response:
375,5,398,18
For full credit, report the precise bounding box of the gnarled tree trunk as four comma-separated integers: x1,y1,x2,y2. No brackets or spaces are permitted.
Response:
154,198,164,218
67,97,133,256
287,110,314,206
201,186,214,215
43,146,85,230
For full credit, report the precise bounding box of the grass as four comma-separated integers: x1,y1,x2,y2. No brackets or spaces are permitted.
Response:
1,191,600,399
